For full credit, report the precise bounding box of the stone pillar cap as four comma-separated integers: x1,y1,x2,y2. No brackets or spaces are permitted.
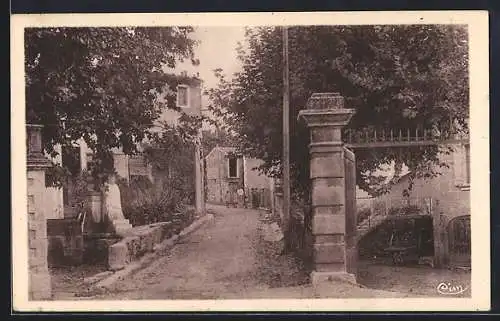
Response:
26,124,44,128
298,108,355,127
306,92,344,110
298,92,355,127
27,155,53,169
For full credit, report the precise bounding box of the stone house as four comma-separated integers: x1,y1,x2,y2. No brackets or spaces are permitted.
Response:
362,141,471,267
204,146,273,208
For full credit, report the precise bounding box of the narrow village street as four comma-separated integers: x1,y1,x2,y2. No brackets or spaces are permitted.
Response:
82,204,309,300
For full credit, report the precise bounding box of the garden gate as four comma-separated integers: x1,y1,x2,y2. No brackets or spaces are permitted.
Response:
447,215,471,267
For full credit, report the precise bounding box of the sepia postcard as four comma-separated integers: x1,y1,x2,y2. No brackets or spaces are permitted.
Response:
11,11,490,312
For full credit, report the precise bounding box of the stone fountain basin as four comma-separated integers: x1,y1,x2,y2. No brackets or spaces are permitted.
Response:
107,222,173,271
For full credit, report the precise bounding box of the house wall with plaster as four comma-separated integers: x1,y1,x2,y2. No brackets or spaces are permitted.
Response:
205,146,273,206
375,143,470,219
205,147,244,204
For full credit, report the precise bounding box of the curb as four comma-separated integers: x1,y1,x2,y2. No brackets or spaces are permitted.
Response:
93,213,215,291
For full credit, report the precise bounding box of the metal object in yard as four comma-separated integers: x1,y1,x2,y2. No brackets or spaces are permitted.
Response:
384,224,432,265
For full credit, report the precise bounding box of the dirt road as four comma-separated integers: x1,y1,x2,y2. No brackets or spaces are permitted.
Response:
91,205,300,299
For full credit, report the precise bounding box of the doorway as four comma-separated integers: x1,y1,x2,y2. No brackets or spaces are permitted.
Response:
447,215,471,267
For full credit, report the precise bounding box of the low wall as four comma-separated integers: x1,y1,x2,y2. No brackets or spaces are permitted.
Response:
83,233,122,265
107,222,174,271
48,219,178,270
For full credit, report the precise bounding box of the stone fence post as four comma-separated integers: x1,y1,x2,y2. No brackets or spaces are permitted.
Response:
26,124,53,300
298,93,357,286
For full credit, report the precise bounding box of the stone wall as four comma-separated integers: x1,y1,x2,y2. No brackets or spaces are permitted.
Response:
47,218,84,267
27,170,52,300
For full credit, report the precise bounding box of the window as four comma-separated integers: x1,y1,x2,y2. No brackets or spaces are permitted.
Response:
228,157,238,178
86,153,96,171
176,85,189,108
465,144,470,185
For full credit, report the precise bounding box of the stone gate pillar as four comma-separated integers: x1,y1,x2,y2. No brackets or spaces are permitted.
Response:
298,93,356,286
26,124,53,300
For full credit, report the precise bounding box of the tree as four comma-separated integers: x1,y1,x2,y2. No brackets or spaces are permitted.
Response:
143,125,196,203
201,127,237,156
25,27,199,186
207,25,469,197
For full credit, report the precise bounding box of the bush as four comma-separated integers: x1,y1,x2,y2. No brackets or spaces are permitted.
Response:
122,192,196,229
118,176,195,228
372,200,387,216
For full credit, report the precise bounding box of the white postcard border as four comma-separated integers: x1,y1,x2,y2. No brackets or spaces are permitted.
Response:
11,11,490,312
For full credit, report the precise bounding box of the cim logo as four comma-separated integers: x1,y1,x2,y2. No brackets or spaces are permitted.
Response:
436,282,468,295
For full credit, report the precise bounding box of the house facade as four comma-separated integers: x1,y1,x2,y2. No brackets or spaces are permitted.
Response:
204,146,273,208
375,142,470,219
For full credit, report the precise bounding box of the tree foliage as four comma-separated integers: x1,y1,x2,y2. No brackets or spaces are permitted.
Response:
207,25,469,197
201,127,238,157
25,27,199,185
143,125,197,204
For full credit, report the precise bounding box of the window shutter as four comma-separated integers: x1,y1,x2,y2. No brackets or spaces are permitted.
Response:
453,144,470,188
452,145,464,186
464,144,470,185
